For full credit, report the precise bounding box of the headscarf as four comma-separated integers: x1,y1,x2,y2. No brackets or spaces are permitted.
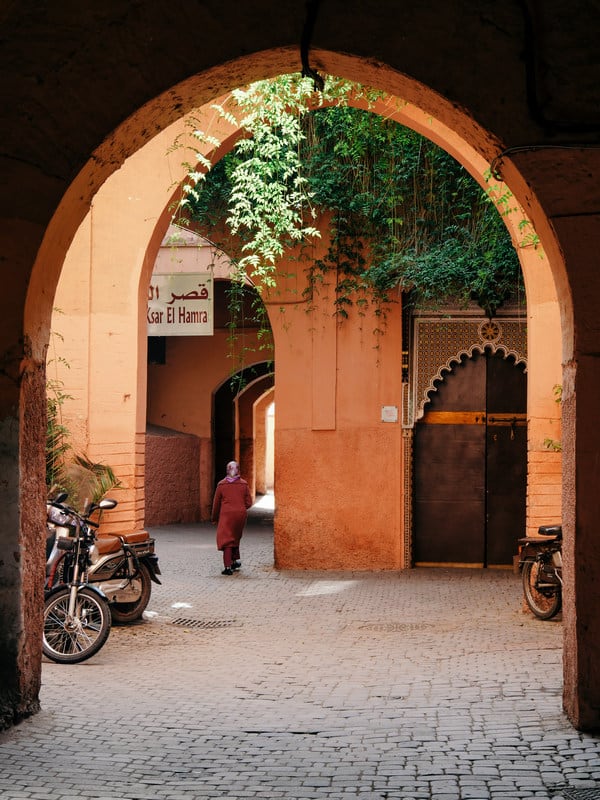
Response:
225,460,240,482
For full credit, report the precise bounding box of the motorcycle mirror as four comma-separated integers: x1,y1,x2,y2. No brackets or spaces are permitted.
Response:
98,498,118,510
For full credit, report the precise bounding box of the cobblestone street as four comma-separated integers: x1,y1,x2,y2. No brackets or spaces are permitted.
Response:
1,502,599,799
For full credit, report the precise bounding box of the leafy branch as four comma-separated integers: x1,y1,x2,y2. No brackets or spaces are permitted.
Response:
47,315,122,509
173,74,528,358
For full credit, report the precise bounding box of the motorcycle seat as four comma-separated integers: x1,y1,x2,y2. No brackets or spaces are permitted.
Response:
96,530,152,555
120,531,151,545
95,534,122,554
538,524,562,538
518,535,559,545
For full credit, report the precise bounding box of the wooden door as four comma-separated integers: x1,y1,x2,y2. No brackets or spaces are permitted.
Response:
413,351,526,567
485,353,527,565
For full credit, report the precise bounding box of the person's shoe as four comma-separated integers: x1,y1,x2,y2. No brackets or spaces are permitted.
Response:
221,567,233,575
232,561,241,570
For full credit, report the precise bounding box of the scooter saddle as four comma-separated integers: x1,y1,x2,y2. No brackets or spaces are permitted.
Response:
96,530,151,555
538,524,562,538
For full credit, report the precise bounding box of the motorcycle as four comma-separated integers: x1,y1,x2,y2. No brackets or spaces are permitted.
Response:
518,524,562,620
43,498,115,663
46,494,161,626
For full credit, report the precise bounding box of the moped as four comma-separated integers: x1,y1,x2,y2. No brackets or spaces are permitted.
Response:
46,493,161,625
43,498,115,663
518,524,562,620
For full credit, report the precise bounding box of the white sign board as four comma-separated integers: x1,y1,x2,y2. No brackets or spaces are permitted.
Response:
147,273,213,336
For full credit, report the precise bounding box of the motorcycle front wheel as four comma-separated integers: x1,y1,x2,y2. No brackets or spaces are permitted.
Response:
109,562,153,624
522,560,562,620
43,586,111,663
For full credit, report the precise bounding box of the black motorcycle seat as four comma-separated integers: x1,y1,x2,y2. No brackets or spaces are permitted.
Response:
518,536,559,545
538,524,562,537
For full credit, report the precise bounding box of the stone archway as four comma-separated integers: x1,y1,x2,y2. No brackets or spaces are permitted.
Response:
30,68,567,722
48,86,562,541
3,6,598,731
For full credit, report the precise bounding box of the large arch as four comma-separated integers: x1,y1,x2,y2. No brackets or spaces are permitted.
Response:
48,86,561,535
46,73,563,699
3,6,599,732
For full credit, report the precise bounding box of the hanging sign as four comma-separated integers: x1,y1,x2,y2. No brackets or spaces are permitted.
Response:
147,273,213,336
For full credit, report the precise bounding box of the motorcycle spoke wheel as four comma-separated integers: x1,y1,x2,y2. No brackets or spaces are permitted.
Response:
522,560,562,620
43,587,111,663
109,562,153,624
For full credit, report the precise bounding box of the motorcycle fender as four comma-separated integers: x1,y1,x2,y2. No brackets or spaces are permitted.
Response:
143,554,162,584
44,582,109,602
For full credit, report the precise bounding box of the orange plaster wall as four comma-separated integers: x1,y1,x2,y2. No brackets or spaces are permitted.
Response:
520,245,563,535
49,100,240,534
267,237,404,571
147,332,232,437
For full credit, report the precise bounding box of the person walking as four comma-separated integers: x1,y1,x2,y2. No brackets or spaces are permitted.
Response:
211,460,253,575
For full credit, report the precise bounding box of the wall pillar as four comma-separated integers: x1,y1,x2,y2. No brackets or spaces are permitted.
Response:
0,224,46,730
0,359,45,729
270,246,404,571
558,216,600,731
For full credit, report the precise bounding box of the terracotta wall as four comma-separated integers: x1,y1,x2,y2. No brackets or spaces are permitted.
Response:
145,425,200,525
265,233,405,570
522,245,563,534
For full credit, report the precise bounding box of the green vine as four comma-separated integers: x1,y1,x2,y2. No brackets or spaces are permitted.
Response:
46,316,73,492
173,74,528,360
47,314,122,509
543,384,563,452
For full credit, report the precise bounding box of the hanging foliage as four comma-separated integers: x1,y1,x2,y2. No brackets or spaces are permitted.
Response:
176,74,526,323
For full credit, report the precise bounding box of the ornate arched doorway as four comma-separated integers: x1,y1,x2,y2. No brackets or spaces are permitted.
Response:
414,348,526,567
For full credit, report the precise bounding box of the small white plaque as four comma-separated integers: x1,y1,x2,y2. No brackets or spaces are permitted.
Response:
381,405,398,423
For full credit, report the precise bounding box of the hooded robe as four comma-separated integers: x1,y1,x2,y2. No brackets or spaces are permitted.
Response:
211,476,252,551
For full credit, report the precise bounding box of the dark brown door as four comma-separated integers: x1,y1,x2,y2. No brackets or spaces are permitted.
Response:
413,351,526,567
485,353,527,565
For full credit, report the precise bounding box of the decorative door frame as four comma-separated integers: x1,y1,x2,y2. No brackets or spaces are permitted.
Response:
401,306,528,567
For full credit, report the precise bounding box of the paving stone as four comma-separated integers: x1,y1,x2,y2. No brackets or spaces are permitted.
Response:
0,516,598,799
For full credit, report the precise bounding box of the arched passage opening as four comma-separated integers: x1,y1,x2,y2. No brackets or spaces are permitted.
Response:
15,42,594,732
142,219,274,524
45,100,562,645
214,364,274,495
234,374,275,500
255,395,276,497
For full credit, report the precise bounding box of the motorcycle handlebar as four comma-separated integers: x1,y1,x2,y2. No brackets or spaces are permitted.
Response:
47,496,118,527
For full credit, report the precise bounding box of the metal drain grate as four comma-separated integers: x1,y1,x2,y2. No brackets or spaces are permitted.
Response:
171,618,241,629
358,622,434,633
554,789,600,800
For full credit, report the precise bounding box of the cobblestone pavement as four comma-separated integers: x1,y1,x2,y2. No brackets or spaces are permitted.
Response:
1,501,600,800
